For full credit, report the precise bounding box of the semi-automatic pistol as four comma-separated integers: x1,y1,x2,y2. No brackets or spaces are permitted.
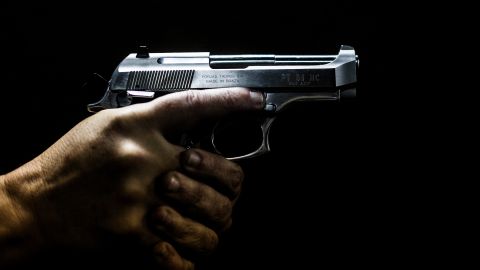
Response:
88,45,358,159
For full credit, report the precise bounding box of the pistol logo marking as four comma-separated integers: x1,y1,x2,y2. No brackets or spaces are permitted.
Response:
281,72,322,86
201,73,243,84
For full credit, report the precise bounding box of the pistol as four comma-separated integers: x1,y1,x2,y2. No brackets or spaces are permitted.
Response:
88,45,358,159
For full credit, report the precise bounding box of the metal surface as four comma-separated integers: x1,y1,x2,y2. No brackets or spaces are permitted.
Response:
88,45,358,159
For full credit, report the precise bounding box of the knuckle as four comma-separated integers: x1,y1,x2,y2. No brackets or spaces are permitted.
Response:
106,210,144,236
94,112,157,168
155,205,170,222
155,205,175,226
112,138,151,165
165,171,182,183
120,178,147,202
183,149,203,168
184,90,201,108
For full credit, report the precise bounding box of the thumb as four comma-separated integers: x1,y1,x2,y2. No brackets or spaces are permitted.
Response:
145,87,264,132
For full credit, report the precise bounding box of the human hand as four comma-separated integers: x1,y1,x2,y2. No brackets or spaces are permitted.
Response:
0,88,263,268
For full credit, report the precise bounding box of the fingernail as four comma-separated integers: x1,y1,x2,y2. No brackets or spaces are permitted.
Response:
186,151,201,168
249,91,264,107
167,175,180,191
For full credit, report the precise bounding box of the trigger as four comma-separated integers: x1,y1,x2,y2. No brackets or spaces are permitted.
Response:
265,103,277,113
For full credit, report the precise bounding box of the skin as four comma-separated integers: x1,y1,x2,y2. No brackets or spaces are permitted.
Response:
0,88,264,269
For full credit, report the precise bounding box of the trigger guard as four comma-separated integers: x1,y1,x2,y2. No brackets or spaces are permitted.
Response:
261,117,275,152
211,117,276,160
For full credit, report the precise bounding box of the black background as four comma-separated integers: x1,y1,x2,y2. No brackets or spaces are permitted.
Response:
1,1,387,269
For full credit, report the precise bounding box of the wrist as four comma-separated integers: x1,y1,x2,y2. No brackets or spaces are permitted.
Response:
0,162,46,263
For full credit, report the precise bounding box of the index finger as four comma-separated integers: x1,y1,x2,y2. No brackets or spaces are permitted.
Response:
145,88,264,132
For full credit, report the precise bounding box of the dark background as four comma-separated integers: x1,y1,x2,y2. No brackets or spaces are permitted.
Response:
1,0,388,268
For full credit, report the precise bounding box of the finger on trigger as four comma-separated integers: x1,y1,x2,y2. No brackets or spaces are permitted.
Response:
147,88,264,133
